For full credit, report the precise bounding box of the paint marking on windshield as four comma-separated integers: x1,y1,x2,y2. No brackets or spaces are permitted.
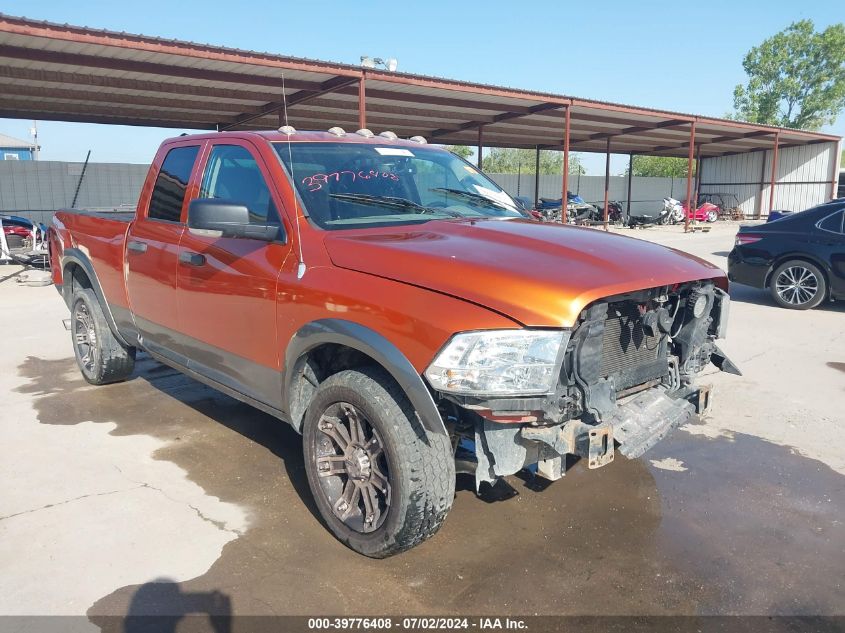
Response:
302,170,401,192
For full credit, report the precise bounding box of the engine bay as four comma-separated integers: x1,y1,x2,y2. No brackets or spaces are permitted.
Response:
437,279,739,488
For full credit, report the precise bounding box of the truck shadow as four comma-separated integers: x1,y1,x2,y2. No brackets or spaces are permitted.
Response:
16,353,845,618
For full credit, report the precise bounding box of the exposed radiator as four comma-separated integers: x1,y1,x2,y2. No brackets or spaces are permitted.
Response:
601,302,663,384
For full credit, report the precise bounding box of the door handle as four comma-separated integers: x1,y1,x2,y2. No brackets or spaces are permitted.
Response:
127,240,147,254
179,251,206,266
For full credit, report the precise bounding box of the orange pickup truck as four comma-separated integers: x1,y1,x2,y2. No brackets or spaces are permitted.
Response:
49,128,738,557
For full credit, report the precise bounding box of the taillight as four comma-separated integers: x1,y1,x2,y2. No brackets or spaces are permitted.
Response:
735,234,762,246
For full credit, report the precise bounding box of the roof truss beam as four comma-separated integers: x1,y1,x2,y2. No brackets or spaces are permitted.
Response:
0,83,248,114
222,75,359,130
0,64,282,103
428,103,561,139
586,119,689,141
649,129,776,154
332,85,539,114
0,44,320,91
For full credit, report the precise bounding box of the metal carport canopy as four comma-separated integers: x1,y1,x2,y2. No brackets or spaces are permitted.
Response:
0,13,839,160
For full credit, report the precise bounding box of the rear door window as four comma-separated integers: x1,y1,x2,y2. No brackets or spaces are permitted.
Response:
148,145,200,222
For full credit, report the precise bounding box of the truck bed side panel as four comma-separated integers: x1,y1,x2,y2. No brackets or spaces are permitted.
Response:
53,210,132,314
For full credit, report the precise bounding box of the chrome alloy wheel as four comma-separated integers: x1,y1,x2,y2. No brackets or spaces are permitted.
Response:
73,302,98,373
313,402,391,533
775,265,819,306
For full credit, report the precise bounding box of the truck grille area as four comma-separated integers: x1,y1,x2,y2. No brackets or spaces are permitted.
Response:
601,302,666,390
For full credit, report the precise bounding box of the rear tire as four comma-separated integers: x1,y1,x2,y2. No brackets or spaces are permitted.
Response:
769,260,826,310
71,288,136,384
302,367,455,558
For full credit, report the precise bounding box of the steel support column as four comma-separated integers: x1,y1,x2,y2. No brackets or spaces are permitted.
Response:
477,125,484,170
694,145,702,209
562,105,571,224
626,153,634,220
684,122,696,233
755,152,768,219
768,131,780,214
358,73,366,130
603,138,611,231
534,146,541,207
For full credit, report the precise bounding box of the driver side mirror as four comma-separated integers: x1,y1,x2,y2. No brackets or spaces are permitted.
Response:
187,199,279,242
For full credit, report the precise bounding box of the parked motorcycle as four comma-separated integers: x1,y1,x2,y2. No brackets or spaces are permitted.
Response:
628,202,673,227
592,200,625,225
659,197,719,225
537,192,599,224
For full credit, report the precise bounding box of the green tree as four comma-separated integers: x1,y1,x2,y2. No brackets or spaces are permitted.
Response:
628,156,692,178
480,148,585,175
732,20,845,130
445,145,474,160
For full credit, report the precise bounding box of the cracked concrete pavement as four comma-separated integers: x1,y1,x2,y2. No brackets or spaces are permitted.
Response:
0,276,247,616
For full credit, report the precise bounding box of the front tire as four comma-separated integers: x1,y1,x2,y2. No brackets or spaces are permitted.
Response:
302,367,455,558
769,260,826,310
71,288,136,384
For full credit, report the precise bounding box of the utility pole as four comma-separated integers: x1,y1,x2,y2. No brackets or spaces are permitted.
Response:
30,120,39,161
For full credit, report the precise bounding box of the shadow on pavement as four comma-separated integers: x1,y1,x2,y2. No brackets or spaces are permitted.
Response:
90,579,232,633
729,283,845,311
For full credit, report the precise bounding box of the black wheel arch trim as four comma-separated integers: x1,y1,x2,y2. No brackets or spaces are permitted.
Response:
283,319,447,436
61,248,133,348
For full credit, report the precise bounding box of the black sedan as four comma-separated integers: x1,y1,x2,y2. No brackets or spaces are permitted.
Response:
728,200,845,310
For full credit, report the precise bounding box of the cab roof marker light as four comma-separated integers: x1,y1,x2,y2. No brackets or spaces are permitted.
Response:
379,131,398,140
327,127,346,137
278,125,297,135
356,128,375,138
409,135,427,144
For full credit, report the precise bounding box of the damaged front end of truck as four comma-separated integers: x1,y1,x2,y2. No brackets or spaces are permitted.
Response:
426,280,740,488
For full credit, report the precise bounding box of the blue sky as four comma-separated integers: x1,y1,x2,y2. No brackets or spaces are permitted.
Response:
1,0,842,174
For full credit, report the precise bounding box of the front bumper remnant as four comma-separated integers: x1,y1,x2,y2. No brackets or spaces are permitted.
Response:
609,388,695,459
474,386,702,487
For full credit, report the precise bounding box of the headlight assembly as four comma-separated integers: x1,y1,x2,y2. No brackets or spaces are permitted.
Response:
424,329,569,396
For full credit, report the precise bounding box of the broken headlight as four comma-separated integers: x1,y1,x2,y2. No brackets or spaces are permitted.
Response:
424,329,569,396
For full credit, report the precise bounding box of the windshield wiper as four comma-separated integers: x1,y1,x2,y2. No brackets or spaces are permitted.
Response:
328,193,460,217
428,187,515,212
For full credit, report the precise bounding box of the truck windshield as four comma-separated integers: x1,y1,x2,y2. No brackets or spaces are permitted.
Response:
273,142,523,230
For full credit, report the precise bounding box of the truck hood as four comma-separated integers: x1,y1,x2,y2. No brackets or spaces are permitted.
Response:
324,219,725,327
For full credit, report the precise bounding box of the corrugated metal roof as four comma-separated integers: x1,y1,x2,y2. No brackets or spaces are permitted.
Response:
0,13,839,159
0,132,35,148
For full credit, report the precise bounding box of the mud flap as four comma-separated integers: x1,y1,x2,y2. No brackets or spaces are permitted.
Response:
610,389,695,459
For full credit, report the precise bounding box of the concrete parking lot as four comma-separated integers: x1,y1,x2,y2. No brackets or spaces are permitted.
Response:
0,222,842,626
